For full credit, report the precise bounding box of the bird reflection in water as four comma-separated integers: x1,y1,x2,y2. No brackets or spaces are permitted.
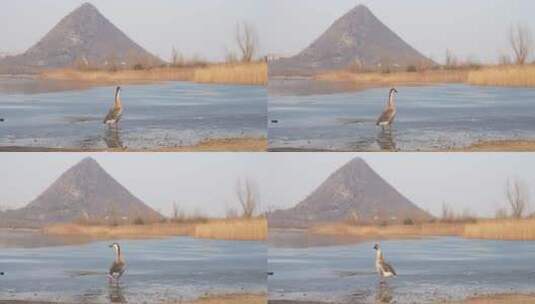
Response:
375,281,394,303
376,128,397,151
109,284,127,303
104,125,125,149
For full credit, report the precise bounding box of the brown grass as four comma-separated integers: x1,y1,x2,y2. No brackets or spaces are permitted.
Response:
315,69,467,87
194,218,267,241
310,222,464,239
180,293,266,304
40,62,267,86
462,140,535,152
193,62,267,85
463,218,535,241
44,218,266,241
162,137,267,152
310,218,535,241
467,65,535,87
315,65,535,88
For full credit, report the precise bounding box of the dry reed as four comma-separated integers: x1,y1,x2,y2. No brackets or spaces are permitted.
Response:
193,62,267,85
40,62,267,86
44,218,266,241
315,70,467,86
311,222,464,239
467,65,535,87
316,65,535,88
193,218,267,241
463,218,535,241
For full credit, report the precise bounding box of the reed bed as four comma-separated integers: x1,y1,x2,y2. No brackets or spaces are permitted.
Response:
467,65,535,87
43,222,194,238
44,218,266,241
315,70,467,86
316,65,535,88
463,218,535,241
193,218,267,241
40,62,267,86
41,67,193,83
311,222,464,238
192,62,267,85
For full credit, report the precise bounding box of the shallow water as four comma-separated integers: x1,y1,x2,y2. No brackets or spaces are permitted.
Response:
0,232,266,303
0,78,266,150
268,235,535,303
268,81,535,151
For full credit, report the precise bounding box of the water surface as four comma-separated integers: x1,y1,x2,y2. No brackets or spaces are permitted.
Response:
0,78,266,150
268,81,535,151
0,231,266,303
268,235,535,303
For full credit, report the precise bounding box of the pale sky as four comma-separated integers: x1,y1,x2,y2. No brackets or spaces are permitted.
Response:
1,1,534,63
0,153,534,218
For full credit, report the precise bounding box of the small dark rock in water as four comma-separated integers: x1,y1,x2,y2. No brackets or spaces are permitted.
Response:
267,272,274,276
0,272,4,275
271,120,278,123
0,118,4,122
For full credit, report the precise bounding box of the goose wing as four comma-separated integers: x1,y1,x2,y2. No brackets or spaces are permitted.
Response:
381,261,396,275
103,107,122,124
376,108,396,126
109,261,126,278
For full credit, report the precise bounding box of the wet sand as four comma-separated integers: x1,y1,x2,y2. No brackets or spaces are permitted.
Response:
462,140,535,152
0,137,267,152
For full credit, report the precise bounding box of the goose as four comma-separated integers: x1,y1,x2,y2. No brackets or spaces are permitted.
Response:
108,243,126,283
374,243,396,280
376,88,398,128
103,86,123,125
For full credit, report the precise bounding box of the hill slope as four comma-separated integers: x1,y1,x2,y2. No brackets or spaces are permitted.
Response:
0,157,162,228
269,5,433,76
268,158,432,228
0,2,162,74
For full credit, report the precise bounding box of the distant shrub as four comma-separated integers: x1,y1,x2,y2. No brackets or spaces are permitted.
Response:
133,64,144,70
133,217,145,225
406,65,417,72
403,218,414,225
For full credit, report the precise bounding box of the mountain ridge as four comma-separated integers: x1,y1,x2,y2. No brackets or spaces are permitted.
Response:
269,5,434,76
0,157,162,228
0,2,162,74
268,157,432,228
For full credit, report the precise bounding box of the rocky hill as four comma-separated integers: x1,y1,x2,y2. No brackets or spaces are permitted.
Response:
268,157,432,228
0,2,162,74
0,157,162,228
269,5,434,76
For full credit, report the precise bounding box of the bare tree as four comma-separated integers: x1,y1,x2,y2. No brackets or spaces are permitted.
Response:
509,24,533,65
235,22,258,62
171,47,178,66
236,178,259,218
172,201,179,220
445,49,458,69
505,177,530,218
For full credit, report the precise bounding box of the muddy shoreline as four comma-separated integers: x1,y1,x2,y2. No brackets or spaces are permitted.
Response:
0,137,267,152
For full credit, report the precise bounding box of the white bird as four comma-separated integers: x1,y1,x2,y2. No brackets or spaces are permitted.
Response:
103,86,123,125
376,88,398,128
374,243,396,280
108,243,126,283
